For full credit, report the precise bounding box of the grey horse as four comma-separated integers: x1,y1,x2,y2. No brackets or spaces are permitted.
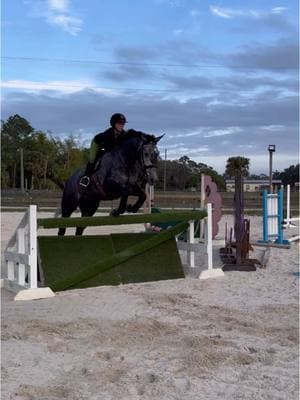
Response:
58,134,163,236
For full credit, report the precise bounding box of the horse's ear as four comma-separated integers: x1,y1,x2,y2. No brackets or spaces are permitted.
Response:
155,134,165,143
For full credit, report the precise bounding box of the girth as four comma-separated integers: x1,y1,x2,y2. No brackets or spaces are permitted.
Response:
90,174,107,198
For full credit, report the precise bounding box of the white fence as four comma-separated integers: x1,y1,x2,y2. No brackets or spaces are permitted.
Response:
2,203,224,301
3,205,54,301
177,203,224,280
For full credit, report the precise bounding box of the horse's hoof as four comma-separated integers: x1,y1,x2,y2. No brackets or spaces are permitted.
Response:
126,204,139,213
110,209,120,217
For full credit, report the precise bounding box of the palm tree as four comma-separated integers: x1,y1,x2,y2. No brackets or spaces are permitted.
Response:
225,157,250,265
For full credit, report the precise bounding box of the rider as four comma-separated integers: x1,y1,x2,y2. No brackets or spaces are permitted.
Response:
79,113,155,187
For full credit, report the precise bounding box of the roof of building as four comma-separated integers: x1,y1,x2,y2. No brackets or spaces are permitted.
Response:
225,179,282,184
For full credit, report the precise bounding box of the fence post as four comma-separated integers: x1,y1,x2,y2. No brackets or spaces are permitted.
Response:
7,260,15,281
206,203,213,270
187,220,195,268
29,205,38,288
262,190,268,242
276,189,284,244
199,203,224,280
17,228,26,286
286,184,291,226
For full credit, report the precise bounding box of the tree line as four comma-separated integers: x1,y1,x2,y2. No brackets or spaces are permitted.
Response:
1,114,299,191
2,114,88,190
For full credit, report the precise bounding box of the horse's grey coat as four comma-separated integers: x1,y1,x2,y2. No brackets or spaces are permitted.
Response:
58,135,162,236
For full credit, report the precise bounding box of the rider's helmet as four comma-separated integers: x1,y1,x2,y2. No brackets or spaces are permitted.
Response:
110,113,127,127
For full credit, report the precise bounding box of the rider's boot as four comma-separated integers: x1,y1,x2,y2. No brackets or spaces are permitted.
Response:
79,162,94,187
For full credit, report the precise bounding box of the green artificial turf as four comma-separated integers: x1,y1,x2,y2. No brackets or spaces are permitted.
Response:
38,235,119,287
37,211,203,291
38,230,185,291
111,233,183,284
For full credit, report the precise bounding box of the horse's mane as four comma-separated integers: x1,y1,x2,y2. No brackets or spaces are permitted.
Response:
94,135,145,185
117,135,143,154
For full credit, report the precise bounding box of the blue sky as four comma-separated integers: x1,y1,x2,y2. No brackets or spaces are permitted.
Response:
1,0,299,174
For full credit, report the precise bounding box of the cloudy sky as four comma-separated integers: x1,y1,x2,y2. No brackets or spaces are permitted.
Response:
1,0,299,174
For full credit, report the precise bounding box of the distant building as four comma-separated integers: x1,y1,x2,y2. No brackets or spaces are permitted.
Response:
225,179,282,192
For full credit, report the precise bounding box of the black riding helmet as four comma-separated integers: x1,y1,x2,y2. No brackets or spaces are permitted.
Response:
110,113,127,127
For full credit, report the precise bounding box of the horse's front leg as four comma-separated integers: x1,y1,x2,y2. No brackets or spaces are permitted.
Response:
126,187,146,213
76,198,100,235
110,193,128,216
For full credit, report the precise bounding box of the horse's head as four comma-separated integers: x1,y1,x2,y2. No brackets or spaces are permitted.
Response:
140,134,164,185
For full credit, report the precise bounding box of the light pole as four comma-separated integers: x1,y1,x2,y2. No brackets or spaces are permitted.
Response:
20,148,25,193
163,148,167,192
268,144,276,193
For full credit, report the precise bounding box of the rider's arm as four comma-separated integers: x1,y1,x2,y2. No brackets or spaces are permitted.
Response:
88,137,102,163
90,131,112,162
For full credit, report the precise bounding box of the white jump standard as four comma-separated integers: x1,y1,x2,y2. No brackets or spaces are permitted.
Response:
3,205,55,301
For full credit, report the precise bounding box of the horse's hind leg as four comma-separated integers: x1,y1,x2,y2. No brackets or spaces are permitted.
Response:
76,198,100,235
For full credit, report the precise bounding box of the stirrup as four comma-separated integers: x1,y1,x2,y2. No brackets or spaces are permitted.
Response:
79,176,90,188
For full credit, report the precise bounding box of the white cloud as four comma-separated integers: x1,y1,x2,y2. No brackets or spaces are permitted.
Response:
237,144,255,149
1,79,117,95
24,0,83,35
260,125,285,132
209,5,286,20
168,130,203,139
204,127,242,137
168,127,242,139
48,0,69,12
209,5,260,19
271,7,287,14
47,13,82,35
209,6,236,19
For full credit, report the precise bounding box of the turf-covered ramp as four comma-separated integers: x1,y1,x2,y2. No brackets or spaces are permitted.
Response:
38,233,183,291
37,210,206,292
